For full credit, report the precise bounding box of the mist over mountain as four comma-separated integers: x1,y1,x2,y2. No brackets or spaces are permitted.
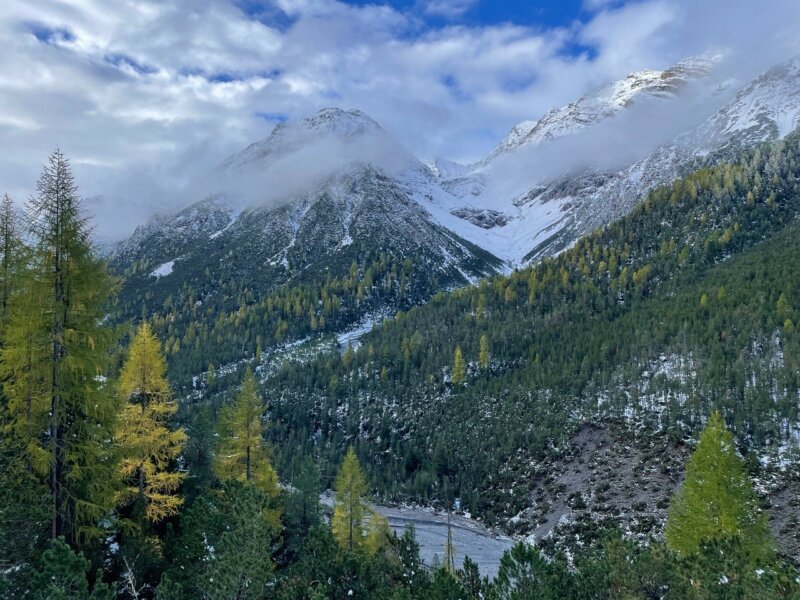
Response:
115,52,800,273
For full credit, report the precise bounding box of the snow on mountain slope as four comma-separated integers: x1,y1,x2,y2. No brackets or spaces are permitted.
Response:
428,54,800,265
116,54,800,286
518,55,800,261
112,108,502,339
696,57,800,151
483,54,719,163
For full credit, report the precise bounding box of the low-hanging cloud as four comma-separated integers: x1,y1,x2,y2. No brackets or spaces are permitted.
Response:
483,70,739,189
86,124,419,242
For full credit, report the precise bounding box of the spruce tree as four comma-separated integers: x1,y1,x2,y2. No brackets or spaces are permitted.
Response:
0,149,117,542
665,411,772,559
116,322,186,527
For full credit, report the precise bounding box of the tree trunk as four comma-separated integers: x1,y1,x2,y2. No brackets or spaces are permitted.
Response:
50,173,65,540
246,445,251,482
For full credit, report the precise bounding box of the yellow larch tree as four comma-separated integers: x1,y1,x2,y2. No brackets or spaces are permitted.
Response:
452,346,466,385
332,446,388,554
214,368,281,525
117,323,186,527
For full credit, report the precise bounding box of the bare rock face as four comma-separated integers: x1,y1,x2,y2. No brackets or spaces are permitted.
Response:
450,207,510,229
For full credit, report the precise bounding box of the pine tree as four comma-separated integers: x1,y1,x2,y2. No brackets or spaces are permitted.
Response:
398,526,428,590
332,447,386,554
424,568,467,600
116,323,186,527
458,556,483,599
285,455,321,550
452,346,465,385
29,539,114,600
0,149,117,542
665,411,772,559
479,335,490,371
214,368,280,515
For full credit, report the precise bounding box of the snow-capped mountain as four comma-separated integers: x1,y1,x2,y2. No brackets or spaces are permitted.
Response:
221,108,412,173
483,54,720,163
115,54,800,345
509,55,800,261
111,108,501,348
430,54,800,264
697,57,800,151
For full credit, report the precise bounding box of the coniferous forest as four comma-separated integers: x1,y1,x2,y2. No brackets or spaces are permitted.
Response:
1,124,800,599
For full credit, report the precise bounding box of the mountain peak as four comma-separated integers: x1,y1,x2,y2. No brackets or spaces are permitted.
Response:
222,107,386,172
299,107,382,136
482,53,721,164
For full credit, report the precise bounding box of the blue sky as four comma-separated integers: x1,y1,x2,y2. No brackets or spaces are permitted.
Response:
1,0,799,239
340,0,592,27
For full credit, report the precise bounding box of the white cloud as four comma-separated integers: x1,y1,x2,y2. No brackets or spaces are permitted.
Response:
423,0,478,18
0,0,798,241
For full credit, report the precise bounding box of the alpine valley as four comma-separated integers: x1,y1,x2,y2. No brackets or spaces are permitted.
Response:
9,0,800,595
108,50,800,564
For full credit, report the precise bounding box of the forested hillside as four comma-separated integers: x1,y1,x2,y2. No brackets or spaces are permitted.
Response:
257,134,800,531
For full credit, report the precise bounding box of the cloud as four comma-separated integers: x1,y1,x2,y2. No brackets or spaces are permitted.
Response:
0,0,798,241
423,0,478,18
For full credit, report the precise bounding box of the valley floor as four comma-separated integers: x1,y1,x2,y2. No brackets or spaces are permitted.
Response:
321,491,514,578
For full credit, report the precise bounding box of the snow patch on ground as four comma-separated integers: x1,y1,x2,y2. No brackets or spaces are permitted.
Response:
150,260,175,278
337,310,391,350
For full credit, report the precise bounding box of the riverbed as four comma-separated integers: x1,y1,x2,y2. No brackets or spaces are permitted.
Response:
321,492,515,579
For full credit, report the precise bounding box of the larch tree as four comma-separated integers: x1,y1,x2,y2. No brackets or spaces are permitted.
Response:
0,191,50,597
214,368,280,524
451,346,465,385
332,447,387,554
479,335,490,371
116,322,187,528
0,193,21,315
0,149,117,542
665,411,772,559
